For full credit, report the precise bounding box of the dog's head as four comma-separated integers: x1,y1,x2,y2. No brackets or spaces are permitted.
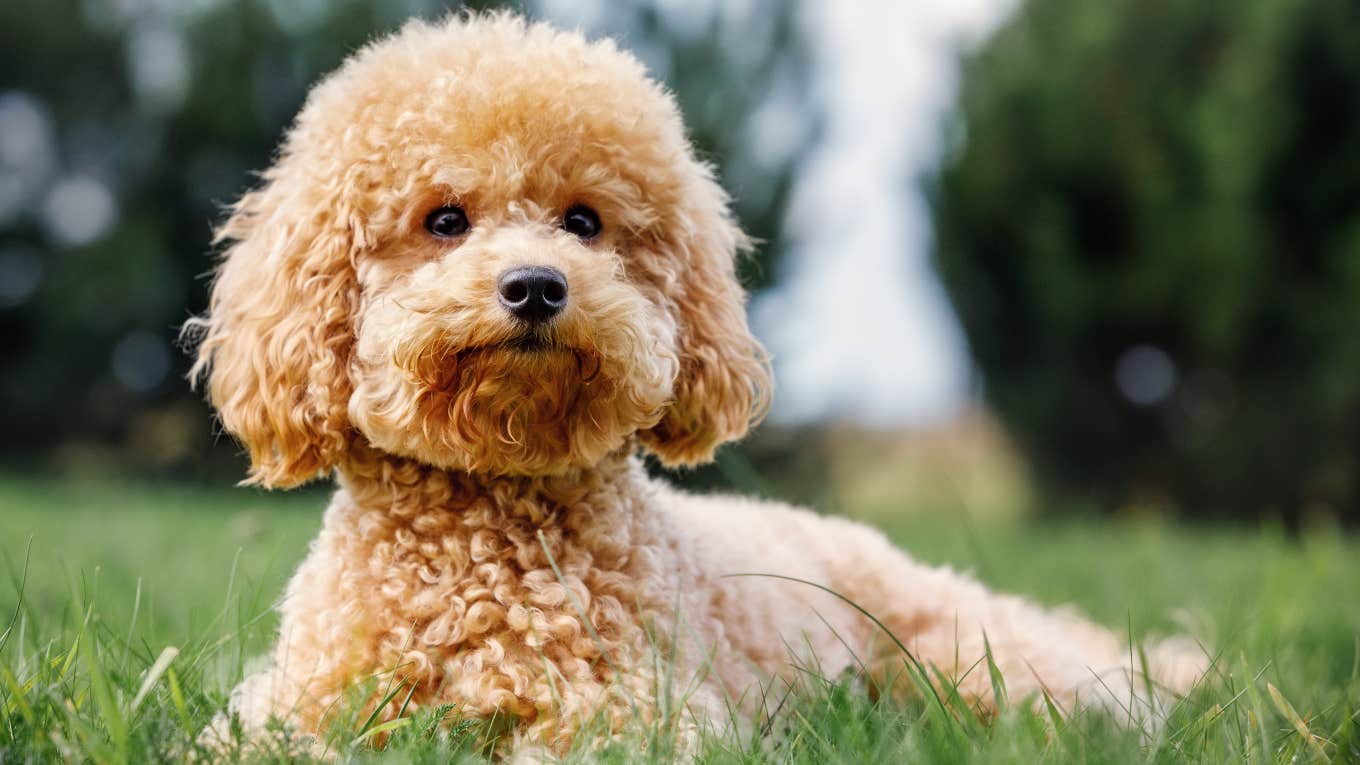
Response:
189,14,771,486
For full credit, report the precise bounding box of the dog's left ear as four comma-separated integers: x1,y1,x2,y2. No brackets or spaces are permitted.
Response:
638,168,772,466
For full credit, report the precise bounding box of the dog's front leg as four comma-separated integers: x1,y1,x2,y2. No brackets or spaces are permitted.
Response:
200,519,374,753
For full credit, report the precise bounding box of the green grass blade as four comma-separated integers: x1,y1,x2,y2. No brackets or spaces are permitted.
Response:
352,676,409,746
353,716,413,745
0,662,35,726
981,630,1007,717
165,666,192,732
79,630,128,762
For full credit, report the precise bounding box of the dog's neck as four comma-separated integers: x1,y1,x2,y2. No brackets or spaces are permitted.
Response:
335,443,644,527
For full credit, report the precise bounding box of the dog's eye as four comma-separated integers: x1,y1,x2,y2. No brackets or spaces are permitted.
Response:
424,206,470,238
562,205,602,240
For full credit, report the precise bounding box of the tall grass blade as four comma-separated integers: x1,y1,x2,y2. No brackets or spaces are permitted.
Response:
79,629,128,762
0,537,33,655
129,646,178,714
981,631,1007,716
1266,682,1328,762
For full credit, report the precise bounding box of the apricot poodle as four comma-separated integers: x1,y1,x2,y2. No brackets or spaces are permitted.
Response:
189,12,1205,755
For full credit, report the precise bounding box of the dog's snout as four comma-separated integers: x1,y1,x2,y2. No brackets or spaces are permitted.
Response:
497,266,568,323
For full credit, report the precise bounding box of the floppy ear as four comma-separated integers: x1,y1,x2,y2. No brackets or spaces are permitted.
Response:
638,170,773,467
186,172,359,488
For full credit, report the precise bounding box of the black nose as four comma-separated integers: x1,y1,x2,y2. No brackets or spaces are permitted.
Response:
497,266,568,323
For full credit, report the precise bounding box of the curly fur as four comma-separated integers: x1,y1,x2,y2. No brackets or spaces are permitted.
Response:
188,12,1206,756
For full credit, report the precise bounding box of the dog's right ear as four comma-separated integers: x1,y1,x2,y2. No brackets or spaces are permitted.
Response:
185,170,359,488
636,167,773,466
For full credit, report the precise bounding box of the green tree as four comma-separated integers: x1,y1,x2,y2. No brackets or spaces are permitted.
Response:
933,0,1360,524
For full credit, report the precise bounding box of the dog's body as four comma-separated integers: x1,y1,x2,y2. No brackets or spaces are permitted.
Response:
223,453,1201,752
192,14,1204,754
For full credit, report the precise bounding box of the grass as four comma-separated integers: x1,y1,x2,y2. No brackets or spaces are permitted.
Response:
0,475,1357,762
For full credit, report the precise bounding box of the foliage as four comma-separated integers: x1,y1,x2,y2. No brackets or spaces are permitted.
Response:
0,0,811,479
2,477,1358,762
932,0,1360,523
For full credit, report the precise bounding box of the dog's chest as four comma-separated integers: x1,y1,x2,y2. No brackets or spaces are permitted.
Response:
338,495,673,717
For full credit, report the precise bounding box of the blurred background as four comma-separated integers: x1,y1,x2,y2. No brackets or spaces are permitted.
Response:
2,0,1358,529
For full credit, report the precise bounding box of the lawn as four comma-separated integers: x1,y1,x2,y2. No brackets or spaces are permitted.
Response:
0,475,1357,763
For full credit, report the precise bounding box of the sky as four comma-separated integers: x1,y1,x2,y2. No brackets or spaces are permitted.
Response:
754,0,1017,427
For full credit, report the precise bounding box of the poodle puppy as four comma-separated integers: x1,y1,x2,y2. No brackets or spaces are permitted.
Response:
189,13,1205,755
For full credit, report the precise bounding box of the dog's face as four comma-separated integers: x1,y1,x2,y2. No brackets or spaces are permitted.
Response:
190,15,770,485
